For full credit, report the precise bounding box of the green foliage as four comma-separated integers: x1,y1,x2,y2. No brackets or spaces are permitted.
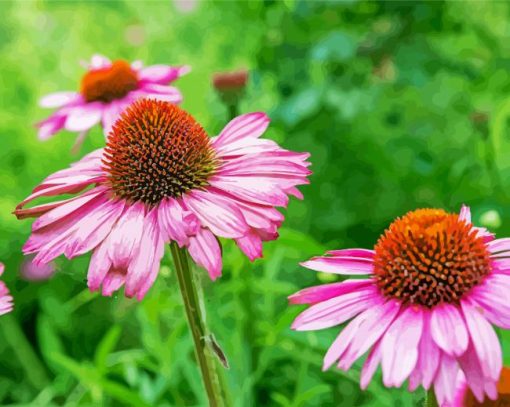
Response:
0,0,510,405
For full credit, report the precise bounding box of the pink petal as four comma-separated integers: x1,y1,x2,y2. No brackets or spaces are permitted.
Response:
125,210,165,299
106,202,145,269
291,285,379,331
89,54,111,69
187,228,222,280
487,238,510,254
409,311,440,390
470,273,510,328
381,306,423,387
65,103,103,132
215,112,270,147
138,64,190,84
461,299,502,382
458,341,490,403
40,91,79,108
301,255,374,275
360,340,382,390
459,205,471,223
37,113,67,140
326,249,375,259
430,303,468,356
434,353,459,405
337,299,401,371
184,190,249,238
158,198,199,246
0,263,4,276
235,231,263,261
288,279,373,305
87,241,113,292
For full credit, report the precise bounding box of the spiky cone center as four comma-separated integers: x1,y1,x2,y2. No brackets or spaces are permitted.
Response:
103,99,217,205
373,208,490,308
80,60,138,103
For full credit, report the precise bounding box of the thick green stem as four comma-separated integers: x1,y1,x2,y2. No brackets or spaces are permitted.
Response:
425,388,438,407
170,243,228,407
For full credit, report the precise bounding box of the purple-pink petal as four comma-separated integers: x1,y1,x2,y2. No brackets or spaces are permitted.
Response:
430,303,468,356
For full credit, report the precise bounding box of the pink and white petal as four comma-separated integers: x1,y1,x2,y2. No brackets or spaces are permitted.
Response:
381,306,423,387
125,210,165,299
209,175,290,207
323,313,368,371
360,340,382,390
187,228,222,280
461,299,502,382
301,255,374,275
0,263,4,276
158,198,199,246
235,231,263,261
0,282,13,315
87,241,113,292
37,113,67,140
89,54,111,69
337,299,401,371
288,279,373,305
409,312,440,390
434,353,459,406
326,249,375,259
459,205,471,223
101,270,126,297
40,91,80,108
469,273,510,328
106,202,145,269
101,100,125,136
138,64,190,84
214,112,270,147
64,103,103,132
487,238,510,255
291,285,380,332
458,341,490,403
184,190,249,238
430,303,468,356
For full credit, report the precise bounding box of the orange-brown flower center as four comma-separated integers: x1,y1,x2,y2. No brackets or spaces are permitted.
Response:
103,99,217,205
373,208,490,307
464,367,510,406
80,60,138,103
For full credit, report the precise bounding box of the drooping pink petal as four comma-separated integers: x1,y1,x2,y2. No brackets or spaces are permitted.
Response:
184,190,249,238
360,340,382,390
326,248,375,259
291,285,379,331
138,64,190,84
288,279,373,305
487,238,510,254
461,299,502,382
458,341,491,403
469,273,510,328
408,311,440,390
158,198,199,247
381,306,423,387
300,254,374,275
87,241,113,292
124,210,165,300
37,112,67,140
64,103,103,132
40,91,80,108
430,303,468,356
188,228,222,280
337,299,401,371
235,231,263,261
434,353,459,406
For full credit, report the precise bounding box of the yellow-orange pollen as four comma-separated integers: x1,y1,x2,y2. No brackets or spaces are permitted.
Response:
80,60,138,103
373,209,490,308
103,99,217,205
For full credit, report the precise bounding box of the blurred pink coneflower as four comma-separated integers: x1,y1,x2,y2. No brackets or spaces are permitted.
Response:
290,206,510,405
0,263,14,315
37,54,189,146
21,255,56,282
16,98,310,300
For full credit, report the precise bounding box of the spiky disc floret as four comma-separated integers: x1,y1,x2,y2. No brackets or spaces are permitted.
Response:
103,99,217,205
373,208,490,308
80,60,138,103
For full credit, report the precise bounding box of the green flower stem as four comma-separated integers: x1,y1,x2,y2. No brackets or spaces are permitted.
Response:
425,388,438,407
170,242,229,407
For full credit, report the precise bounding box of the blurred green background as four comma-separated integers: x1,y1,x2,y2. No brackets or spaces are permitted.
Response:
1,0,509,405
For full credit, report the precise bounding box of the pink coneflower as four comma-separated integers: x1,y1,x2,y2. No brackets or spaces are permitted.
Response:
290,207,510,405
449,366,510,406
16,99,310,300
0,263,14,315
37,54,189,144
